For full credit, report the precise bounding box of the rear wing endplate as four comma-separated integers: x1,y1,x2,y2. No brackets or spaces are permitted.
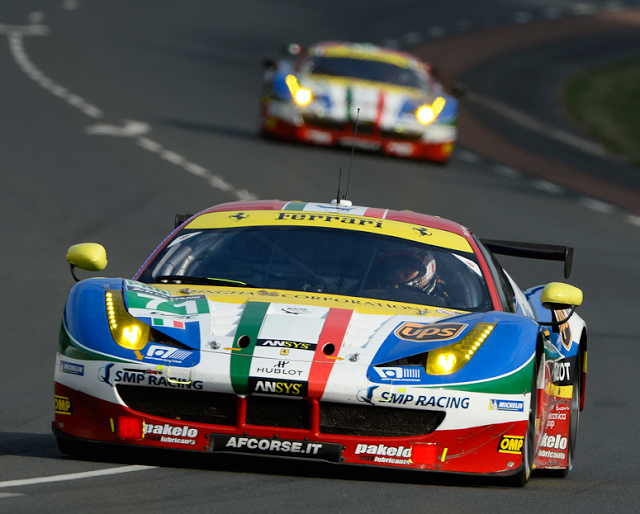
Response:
482,239,574,279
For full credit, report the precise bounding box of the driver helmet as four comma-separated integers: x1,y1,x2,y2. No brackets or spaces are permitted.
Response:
375,251,437,292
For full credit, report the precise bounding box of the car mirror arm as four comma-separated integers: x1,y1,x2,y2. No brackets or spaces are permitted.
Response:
538,305,576,327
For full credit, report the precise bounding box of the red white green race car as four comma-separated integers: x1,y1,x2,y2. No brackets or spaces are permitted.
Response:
55,198,586,486
260,42,458,164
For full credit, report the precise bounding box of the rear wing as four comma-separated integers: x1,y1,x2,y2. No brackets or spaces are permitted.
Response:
481,240,573,279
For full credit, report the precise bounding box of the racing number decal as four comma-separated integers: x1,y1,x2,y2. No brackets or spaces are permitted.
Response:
127,291,209,315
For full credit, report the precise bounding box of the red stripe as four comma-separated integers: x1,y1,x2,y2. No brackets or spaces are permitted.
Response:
363,207,386,219
375,90,385,129
307,308,353,399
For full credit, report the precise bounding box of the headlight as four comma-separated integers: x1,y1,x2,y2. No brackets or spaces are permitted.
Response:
416,96,446,125
286,74,313,106
426,322,496,375
105,290,150,350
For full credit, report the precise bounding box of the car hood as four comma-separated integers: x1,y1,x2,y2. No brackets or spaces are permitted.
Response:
119,280,537,391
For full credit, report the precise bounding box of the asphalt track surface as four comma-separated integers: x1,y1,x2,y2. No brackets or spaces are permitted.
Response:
1,1,640,512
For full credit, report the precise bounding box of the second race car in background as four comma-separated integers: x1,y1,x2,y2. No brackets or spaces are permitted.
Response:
260,42,458,164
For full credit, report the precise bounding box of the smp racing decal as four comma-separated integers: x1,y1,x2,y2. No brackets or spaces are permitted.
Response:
357,386,469,408
210,434,342,462
395,322,466,342
113,370,203,389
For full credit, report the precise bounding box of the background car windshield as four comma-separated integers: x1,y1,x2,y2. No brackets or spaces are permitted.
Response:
299,56,427,89
140,226,491,311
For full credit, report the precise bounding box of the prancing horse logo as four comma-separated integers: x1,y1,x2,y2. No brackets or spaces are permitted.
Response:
229,213,248,221
413,227,432,237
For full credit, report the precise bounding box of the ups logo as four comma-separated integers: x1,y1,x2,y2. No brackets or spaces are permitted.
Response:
395,322,466,342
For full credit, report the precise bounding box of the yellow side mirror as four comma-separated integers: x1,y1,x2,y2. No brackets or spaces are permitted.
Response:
540,282,583,310
67,243,108,272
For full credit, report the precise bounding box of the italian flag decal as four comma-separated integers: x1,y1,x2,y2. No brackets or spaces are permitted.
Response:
152,318,185,329
229,302,354,399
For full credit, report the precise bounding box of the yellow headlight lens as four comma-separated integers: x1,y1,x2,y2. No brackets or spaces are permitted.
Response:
426,322,496,375
105,290,150,350
416,96,446,125
286,74,313,106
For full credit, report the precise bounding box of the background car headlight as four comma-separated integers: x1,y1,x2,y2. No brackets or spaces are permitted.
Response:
286,74,313,106
416,96,446,125
105,290,150,350
426,322,496,375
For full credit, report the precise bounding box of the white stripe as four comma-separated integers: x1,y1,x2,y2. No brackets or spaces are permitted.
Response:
0,493,25,498
625,215,640,227
580,197,614,213
0,465,154,489
466,92,609,158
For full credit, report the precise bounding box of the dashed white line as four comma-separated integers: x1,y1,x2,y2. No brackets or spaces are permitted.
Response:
573,3,597,15
62,0,80,10
492,164,522,178
0,465,154,489
543,7,563,18
513,11,533,23
626,215,640,227
0,493,25,499
580,197,615,213
403,32,422,45
426,26,446,38
534,180,564,194
456,149,483,164
3,18,258,201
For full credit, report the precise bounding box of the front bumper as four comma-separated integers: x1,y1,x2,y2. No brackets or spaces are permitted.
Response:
54,381,526,476
261,109,456,163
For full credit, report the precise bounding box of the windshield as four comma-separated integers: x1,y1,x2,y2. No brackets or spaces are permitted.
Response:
298,56,428,90
139,227,491,312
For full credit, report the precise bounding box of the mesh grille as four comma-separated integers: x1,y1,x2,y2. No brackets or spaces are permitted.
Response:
319,402,445,437
301,115,344,131
117,385,236,426
246,396,309,429
380,130,422,141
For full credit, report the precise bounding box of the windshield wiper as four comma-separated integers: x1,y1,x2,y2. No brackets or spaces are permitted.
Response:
154,275,253,287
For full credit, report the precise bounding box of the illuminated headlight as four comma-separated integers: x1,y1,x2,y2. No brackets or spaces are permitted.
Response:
105,290,150,350
286,74,313,106
416,96,446,125
426,322,496,375
416,106,435,124
294,88,313,106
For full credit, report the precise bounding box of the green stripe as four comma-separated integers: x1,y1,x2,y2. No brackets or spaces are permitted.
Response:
59,322,128,362
418,357,535,394
346,87,352,122
230,301,270,394
283,201,307,211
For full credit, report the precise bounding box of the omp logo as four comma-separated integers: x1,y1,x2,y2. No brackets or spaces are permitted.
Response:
498,435,524,454
55,395,73,415
256,339,315,351
395,323,466,342
146,345,192,362
251,379,306,396
490,399,525,412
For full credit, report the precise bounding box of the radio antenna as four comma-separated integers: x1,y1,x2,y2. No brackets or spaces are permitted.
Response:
336,167,343,205
344,107,360,201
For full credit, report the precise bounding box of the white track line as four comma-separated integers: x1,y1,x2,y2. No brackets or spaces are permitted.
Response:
0,465,155,489
3,20,257,201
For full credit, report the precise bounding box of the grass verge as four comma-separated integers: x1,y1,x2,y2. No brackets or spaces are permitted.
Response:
565,54,640,164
